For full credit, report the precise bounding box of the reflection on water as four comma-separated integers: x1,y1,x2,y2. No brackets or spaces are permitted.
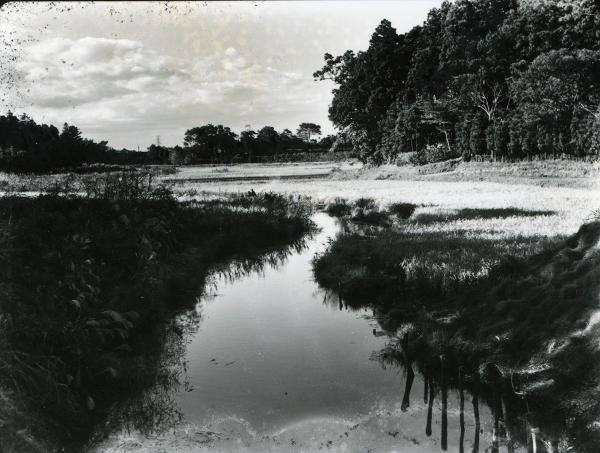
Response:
92,213,570,452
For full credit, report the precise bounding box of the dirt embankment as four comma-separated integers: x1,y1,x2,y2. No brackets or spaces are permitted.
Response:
331,159,600,188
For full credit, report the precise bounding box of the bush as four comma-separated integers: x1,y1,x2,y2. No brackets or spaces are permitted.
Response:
387,202,417,219
325,198,416,226
325,198,352,217
409,143,458,165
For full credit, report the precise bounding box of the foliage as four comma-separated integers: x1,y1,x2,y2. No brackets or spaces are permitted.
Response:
0,113,112,173
324,198,352,218
409,143,458,165
315,0,600,163
324,198,417,227
387,202,417,219
151,122,338,165
315,203,600,452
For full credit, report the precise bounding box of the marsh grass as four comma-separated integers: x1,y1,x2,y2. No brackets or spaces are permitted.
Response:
387,202,417,219
0,174,313,450
324,197,417,228
316,198,562,299
414,207,556,224
0,166,177,195
324,197,352,217
314,228,561,300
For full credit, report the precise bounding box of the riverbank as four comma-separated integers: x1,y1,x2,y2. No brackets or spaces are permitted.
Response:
331,159,600,189
0,173,313,453
313,199,600,450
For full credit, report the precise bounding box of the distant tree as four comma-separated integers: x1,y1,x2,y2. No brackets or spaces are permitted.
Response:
169,146,186,165
240,130,257,161
256,126,280,156
147,144,170,164
280,128,294,139
317,134,336,150
296,123,322,142
60,123,83,142
0,113,114,172
183,124,238,161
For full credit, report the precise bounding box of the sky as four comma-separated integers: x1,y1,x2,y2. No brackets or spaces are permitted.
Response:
0,1,444,150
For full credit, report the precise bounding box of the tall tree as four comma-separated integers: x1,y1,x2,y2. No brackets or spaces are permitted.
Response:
315,0,600,163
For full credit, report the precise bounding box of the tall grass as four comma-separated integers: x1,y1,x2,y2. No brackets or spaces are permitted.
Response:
314,228,560,300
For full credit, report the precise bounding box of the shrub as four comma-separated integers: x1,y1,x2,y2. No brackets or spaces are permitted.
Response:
325,198,352,217
351,198,389,225
387,202,417,219
410,143,458,165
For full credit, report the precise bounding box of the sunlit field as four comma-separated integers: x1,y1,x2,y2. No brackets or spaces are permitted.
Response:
167,165,598,239
163,161,360,182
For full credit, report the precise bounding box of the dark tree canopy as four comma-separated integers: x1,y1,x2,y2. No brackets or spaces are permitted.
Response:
0,112,111,172
315,0,600,163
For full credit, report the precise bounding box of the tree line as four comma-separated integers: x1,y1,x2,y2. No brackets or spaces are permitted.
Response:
0,112,346,172
314,0,600,164
149,122,343,165
0,112,116,172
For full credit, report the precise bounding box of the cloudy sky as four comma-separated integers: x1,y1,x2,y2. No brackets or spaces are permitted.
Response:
1,1,443,149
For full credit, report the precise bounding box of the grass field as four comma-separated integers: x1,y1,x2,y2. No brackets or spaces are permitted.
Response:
2,160,596,286
167,167,598,239
163,161,360,182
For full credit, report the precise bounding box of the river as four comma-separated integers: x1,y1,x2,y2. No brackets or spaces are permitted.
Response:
92,213,549,452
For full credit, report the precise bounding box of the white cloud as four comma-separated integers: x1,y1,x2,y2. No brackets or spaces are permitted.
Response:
16,37,186,108
11,34,321,147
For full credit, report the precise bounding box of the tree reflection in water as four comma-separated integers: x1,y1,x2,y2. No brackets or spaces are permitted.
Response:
320,287,571,453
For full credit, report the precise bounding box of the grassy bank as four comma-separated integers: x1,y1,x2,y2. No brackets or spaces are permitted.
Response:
314,198,600,450
0,173,313,452
316,198,562,298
